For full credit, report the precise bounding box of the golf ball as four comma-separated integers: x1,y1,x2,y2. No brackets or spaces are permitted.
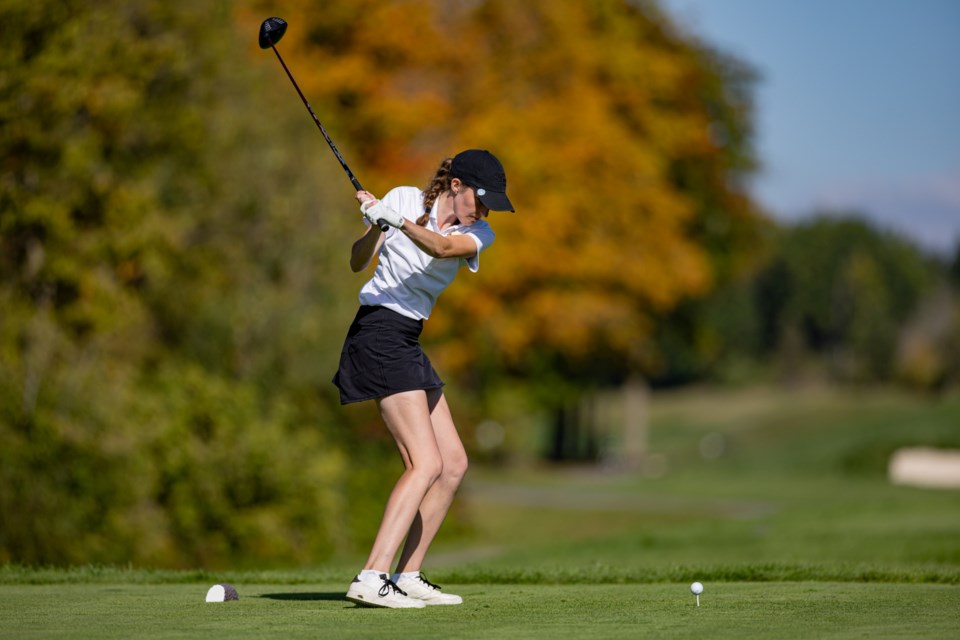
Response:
690,581,704,595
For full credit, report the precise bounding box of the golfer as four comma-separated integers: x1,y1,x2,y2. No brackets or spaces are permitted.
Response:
334,149,514,609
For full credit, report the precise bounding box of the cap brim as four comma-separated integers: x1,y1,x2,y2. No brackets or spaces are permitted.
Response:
477,191,514,212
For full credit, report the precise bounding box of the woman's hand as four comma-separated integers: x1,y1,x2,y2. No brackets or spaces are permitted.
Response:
356,190,378,209
362,200,405,229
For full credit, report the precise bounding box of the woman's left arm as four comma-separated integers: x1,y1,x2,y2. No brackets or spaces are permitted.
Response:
400,223,479,259
361,198,479,259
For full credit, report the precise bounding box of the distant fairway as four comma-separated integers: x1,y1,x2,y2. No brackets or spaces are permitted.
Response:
2,387,958,638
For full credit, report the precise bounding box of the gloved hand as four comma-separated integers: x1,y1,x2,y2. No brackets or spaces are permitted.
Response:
361,199,405,229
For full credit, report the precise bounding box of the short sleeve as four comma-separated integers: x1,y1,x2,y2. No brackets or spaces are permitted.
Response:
462,222,495,273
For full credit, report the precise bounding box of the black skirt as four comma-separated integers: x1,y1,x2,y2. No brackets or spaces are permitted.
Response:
333,305,445,405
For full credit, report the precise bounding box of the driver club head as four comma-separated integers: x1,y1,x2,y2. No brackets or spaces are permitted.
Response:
259,17,287,49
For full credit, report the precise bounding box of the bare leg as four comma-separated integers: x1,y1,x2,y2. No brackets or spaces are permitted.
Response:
394,389,469,573
362,390,443,572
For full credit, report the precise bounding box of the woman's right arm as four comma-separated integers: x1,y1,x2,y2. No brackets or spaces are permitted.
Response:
350,223,384,272
350,190,386,272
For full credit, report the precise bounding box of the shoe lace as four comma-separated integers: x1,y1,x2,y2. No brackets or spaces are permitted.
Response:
378,575,408,598
416,574,442,591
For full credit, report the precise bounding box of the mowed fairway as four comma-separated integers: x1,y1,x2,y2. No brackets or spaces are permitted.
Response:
2,387,958,638
1,582,957,639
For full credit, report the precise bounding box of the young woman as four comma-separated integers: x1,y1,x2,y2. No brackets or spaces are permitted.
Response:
334,149,514,609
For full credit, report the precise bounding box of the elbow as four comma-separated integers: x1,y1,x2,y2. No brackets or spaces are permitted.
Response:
434,247,472,260
430,241,458,260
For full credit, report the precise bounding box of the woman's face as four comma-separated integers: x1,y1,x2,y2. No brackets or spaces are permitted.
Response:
452,179,489,225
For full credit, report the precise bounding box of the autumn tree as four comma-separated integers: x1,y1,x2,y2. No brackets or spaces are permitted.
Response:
253,0,766,397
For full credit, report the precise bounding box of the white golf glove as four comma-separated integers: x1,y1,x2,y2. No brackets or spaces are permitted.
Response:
360,199,404,229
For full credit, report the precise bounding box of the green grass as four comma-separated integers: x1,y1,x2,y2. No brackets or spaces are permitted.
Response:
1,582,957,639
3,386,959,638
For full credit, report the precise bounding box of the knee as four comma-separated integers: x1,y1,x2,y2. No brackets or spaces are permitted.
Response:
442,453,469,487
412,457,443,487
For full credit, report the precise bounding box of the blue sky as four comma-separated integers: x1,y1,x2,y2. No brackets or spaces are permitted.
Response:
660,0,960,255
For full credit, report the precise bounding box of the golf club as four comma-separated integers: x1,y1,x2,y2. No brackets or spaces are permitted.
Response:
259,17,388,231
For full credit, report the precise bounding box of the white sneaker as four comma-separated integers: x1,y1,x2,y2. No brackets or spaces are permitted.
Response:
345,574,426,609
395,574,463,605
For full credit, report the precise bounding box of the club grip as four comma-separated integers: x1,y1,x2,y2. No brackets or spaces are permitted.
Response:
353,177,387,231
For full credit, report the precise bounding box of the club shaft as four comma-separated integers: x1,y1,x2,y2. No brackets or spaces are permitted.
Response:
270,45,388,231
271,46,362,191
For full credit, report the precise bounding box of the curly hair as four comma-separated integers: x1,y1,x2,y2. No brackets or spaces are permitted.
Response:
417,157,454,226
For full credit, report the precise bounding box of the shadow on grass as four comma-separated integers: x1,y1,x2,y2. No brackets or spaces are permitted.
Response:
259,592,345,602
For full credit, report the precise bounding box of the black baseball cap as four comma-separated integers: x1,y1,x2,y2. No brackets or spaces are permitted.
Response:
451,149,515,212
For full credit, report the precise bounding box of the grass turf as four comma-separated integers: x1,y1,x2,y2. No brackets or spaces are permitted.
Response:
1,582,958,639
3,386,959,638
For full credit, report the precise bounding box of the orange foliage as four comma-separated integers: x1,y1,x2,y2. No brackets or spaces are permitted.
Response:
241,0,763,379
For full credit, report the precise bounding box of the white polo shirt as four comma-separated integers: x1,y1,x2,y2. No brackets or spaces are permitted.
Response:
358,186,495,320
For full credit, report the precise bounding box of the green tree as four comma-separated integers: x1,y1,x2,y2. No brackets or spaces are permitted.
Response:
752,215,939,382
0,0,381,567
949,239,960,290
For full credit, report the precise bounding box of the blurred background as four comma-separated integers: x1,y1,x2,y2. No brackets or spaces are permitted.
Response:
2,0,958,572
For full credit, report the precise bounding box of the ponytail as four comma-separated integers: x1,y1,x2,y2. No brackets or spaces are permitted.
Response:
417,157,453,226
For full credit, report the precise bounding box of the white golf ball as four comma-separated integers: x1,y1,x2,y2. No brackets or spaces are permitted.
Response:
690,581,704,595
